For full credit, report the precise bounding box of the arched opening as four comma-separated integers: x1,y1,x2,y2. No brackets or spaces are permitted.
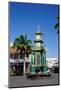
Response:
37,54,40,65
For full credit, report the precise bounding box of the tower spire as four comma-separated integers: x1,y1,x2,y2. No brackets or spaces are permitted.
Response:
38,24,40,32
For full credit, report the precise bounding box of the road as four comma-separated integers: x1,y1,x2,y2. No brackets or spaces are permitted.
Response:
9,73,59,88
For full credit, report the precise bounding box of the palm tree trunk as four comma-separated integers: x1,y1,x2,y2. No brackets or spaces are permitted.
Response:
13,54,14,60
19,53,20,60
23,60,26,76
58,32,59,65
23,54,26,76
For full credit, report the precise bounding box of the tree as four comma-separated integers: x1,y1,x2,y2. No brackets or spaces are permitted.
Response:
13,34,32,75
54,16,59,63
54,17,59,34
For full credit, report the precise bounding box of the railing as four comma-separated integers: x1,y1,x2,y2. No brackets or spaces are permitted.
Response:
10,57,31,63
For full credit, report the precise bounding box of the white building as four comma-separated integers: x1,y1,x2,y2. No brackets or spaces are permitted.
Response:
46,58,58,68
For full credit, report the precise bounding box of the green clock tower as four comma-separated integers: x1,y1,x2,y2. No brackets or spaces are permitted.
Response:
30,26,48,74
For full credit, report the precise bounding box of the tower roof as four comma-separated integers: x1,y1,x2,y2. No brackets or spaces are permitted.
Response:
35,25,42,35
35,31,42,35
34,40,44,43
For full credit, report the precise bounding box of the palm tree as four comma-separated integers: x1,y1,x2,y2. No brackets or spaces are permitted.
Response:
54,16,59,62
13,34,32,75
54,17,59,34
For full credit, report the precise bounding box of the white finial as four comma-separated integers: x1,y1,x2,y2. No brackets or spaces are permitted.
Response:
38,24,40,32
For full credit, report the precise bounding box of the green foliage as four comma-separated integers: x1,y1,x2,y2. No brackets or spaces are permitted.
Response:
54,16,59,34
13,34,32,57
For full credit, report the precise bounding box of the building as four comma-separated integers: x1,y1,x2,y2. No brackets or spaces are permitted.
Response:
10,47,30,76
46,58,58,68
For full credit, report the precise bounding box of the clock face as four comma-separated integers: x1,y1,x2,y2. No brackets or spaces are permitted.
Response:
36,35,40,39
36,42,40,47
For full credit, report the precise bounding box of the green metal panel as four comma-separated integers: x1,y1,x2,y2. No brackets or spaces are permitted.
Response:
35,52,41,66
44,66,48,72
41,51,46,65
30,66,35,73
31,54,35,65
41,53,44,65
35,53,37,65
43,51,46,65
40,52,41,65
36,52,40,65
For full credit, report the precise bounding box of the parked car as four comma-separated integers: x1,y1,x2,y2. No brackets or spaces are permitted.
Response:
53,66,59,73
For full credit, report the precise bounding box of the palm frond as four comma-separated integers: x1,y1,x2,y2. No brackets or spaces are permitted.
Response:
54,16,59,34
26,40,32,45
13,34,32,57
56,17,59,20
54,23,59,29
25,34,27,41
14,37,21,45
20,35,26,44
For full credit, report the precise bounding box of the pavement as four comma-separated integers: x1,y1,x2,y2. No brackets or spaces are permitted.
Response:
8,73,59,88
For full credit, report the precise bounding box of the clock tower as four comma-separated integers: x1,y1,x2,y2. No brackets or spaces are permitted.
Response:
30,25,48,74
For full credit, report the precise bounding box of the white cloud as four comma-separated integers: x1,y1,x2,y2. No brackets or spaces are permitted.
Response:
46,58,57,61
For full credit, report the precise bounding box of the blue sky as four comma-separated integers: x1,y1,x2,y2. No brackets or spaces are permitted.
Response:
9,2,59,58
